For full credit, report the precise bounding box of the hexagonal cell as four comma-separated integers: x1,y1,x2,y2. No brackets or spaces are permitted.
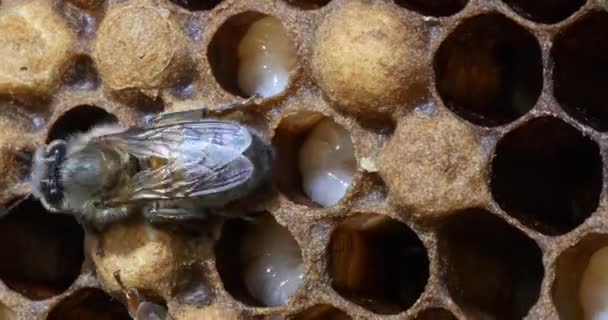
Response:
416,308,457,320
501,0,585,24
63,55,100,91
394,0,468,17
89,221,190,298
289,304,350,320
434,13,543,126
490,116,602,235
328,214,429,314
377,110,489,217
552,234,608,320
283,0,331,10
0,198,84,300
168,0,223,11
46,287,131,320
208,12,297,99
215,213,304,307
312,0,427,119
47,105,118,142
93,2,190,94
552,11,608,131
272,112,356,207
439,209,543,319
0,0,76,96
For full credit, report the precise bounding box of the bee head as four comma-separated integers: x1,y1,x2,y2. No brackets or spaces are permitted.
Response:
31,140,69,212
31,139,124,213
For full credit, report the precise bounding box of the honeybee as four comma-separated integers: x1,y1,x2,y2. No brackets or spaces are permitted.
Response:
30,98,274,230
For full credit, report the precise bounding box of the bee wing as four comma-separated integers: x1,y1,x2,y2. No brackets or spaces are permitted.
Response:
100,119,253,159
100,121,256,204
115,152,254,202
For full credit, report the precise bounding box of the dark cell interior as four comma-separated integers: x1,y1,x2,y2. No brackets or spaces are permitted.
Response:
289,304,351,320
63,55,100,91
168,0,223,10
552,234,608,320
328,214,429,314
0,198,84,300
46,288,131,320
553,11,608,131
434,13,543,126
207,11,266,97
490,116,602,235
395,0,468,17
46,105,118,142
283,0,331,10
416,308,457,320
439,209,544,319
501,0,586,24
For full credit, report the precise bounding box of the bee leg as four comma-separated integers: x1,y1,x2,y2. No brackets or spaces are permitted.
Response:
147,94,263,127
80,205,132,231
143,204,210,234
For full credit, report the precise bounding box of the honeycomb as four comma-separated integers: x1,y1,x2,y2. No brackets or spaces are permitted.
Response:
0,0,606,319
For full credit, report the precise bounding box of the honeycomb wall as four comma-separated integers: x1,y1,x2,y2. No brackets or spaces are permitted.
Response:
0,0,606,319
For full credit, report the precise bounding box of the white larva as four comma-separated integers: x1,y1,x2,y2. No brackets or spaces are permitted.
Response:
237,16,296,98
240,215,304,307
298,118,356,207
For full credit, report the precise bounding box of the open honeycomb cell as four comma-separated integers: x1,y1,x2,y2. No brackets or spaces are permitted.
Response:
1,0,608,318
552,233,608,320
438,209,544,319
490,116,602,235
552,11,608,131
289,304,350,320
47,105,118,141
434,13,543,126
0,199,84,300
501,0,586,24
328,214,429,314
395,0,468,17
46,287,131,320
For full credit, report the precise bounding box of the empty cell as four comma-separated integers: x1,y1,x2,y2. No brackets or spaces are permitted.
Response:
215,213,304,307
490,116,602,235
208,12,296,98
283,0,330,10
46,105,117,142
273,112,356,207
434,13,542,126
0,198,84,300
501,0,585,24
439,209,543,319
169,0,223,11
46,287,131,320
289,304,350,320
416,308,457,320
552,234,608,320
552,11,608,131
395,0,468,17
328,214,429,314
